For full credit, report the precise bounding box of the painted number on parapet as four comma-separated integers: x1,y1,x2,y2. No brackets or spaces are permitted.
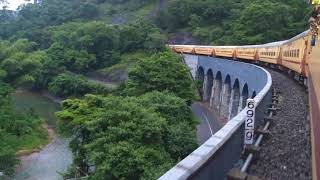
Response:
244,99,255,145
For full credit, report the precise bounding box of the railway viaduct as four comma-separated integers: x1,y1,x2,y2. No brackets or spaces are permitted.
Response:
160,54,272,180
187,55,265,121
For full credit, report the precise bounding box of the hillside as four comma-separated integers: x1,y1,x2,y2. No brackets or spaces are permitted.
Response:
0,0,310,45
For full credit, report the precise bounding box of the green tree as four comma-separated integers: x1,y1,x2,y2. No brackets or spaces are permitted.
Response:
57,91,198,179
125,51,195,102
138,91,198,159
48,72,111,98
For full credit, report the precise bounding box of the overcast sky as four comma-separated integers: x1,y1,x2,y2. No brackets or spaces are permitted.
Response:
4,0,32,10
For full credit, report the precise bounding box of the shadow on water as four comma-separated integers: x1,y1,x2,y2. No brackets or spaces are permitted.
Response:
12,89,73,180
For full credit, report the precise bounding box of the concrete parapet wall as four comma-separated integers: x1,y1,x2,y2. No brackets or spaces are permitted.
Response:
159,55,272,180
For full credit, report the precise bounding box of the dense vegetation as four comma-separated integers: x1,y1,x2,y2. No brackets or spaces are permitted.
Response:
157,0,310,45
0,0,311,178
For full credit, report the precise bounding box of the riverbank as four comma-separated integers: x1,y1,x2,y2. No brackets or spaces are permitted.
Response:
16,123,55,157
13,89,73,179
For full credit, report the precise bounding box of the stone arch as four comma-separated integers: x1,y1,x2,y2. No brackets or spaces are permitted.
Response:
212,71,223,110
230,79,240,119
220,75,232,121
204,69,214,102
240,83,249,110
252,91,257,98
196,66,205,98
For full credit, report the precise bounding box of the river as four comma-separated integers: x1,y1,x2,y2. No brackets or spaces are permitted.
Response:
13,89,73,180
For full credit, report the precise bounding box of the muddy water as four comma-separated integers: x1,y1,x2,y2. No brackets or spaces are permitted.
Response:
13,90,72,180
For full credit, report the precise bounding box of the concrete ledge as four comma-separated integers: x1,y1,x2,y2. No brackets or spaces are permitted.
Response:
159,59,272,180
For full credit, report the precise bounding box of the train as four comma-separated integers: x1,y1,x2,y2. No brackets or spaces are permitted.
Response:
169,30,312,85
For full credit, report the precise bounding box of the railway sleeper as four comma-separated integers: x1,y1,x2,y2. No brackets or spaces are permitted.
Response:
227,169,262,180
255,129,271,139
268,103,278,108
241,145,261,161
246,175,262,180
227,168,247,180
268,107,278,115
263,117,274,125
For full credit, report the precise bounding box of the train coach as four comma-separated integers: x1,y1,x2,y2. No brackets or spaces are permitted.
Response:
169,30,311,80
235,47,257,60
280,31,310,76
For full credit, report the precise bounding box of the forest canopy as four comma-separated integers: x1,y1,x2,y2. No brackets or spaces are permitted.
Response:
0,0,311,178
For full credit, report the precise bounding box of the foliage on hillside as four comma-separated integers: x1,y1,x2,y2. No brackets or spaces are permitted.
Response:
125,51,196,102
156,0,310,45
0,20,166,95
0,1,169,177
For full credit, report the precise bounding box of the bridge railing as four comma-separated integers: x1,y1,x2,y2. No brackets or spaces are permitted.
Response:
159,63,272,180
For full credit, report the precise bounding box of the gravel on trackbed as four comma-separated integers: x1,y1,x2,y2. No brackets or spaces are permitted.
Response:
248,68,312,180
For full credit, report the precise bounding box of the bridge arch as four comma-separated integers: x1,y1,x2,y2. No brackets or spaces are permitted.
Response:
230,79,240,119
204,69,214,102
240,83,249,111
221,74,232,121
252,90,257,98
196,66,205,98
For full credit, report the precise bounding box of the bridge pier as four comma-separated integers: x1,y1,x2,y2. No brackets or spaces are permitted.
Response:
212,72,223,113
204,70,214,102
229,80,240,119
221,76,232,121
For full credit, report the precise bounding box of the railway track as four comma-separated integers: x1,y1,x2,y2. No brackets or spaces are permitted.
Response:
248,68,312,179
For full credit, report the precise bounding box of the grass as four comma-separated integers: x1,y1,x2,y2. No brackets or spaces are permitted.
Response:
15,127,49,151
2,120,49,154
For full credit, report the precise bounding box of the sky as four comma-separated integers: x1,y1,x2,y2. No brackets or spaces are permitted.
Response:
4,0,32,10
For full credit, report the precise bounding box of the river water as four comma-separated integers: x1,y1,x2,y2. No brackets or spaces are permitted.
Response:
13,90,73,180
